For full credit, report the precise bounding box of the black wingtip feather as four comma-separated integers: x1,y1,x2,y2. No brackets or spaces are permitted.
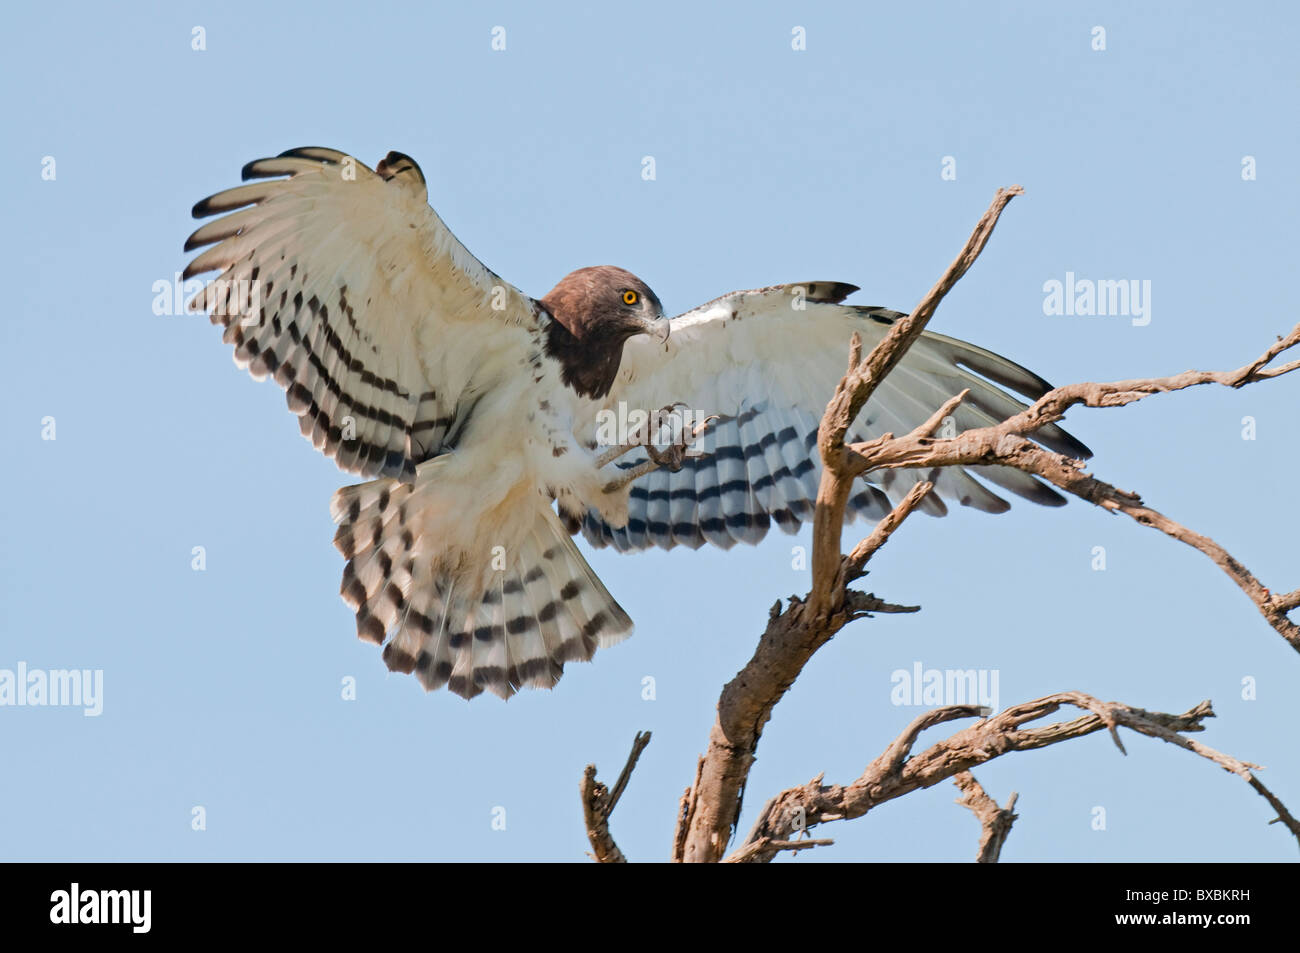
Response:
376,150,426,185
191,191,257,219
278,146,343,163
951,348,1055,402
961,388,1094,460
923,330,1095,460
240,157,277,181
972,466,1069,507
1046,428,1092,461
806,281,860,304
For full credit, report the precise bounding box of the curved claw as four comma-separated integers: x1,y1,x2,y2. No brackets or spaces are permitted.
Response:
598,405,721,489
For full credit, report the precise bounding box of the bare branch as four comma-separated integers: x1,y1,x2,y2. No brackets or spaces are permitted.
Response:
953,772,1019,863
843,480,935,578
581,731,652,863
739,693,1300,862
723,836,834,863
672,568,923,862
839,329,1300,650
676,187,1024,864
808,187,1023,620
606,730,652,816
671,755,706,863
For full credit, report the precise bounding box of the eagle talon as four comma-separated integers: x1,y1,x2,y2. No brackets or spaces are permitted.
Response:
601,412,719,490
646,442,687,472
655,412,720,465
594,402,698,467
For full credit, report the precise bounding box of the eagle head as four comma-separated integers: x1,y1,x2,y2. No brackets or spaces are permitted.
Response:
541,266,667,344
540,266,669,399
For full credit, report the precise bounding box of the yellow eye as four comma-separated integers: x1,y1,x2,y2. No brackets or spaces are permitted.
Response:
622,290,639,305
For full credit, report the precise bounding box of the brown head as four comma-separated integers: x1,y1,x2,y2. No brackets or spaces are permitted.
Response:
540,265,668,399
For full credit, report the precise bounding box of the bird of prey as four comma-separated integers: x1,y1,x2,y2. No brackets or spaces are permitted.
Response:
185,147,1089,700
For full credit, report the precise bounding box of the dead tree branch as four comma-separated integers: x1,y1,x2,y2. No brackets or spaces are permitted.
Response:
672,186,1023,864
734,693,1300,863
807,185,1025,621
841,324,1300,649
581,731,652,863
953,772,1019,863
722,835,835,863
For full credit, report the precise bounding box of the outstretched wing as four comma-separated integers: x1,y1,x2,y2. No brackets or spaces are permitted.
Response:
569,282,1091,552
184,147,541,482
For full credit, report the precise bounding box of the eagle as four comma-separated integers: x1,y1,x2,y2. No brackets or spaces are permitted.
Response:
184,147,1089,700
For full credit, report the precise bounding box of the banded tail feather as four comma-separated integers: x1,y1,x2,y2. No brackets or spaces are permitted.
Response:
331,474,633,699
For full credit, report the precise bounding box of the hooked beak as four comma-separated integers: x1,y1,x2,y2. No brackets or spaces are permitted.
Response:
643,315,670,343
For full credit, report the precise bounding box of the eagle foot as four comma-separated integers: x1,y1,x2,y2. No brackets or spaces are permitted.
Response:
594,402,692,467
646,441,687,473
599,413,719,492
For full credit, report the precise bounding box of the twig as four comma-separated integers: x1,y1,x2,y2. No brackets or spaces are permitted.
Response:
607,730,652,815
723,836,834,863
843,480,935,579
953,772,1019,863
580,731,652,863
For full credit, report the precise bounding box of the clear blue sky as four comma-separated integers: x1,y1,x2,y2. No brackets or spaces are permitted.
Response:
3,1,1297,862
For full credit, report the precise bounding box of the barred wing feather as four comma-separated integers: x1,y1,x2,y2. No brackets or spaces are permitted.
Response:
574,283,1090,552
